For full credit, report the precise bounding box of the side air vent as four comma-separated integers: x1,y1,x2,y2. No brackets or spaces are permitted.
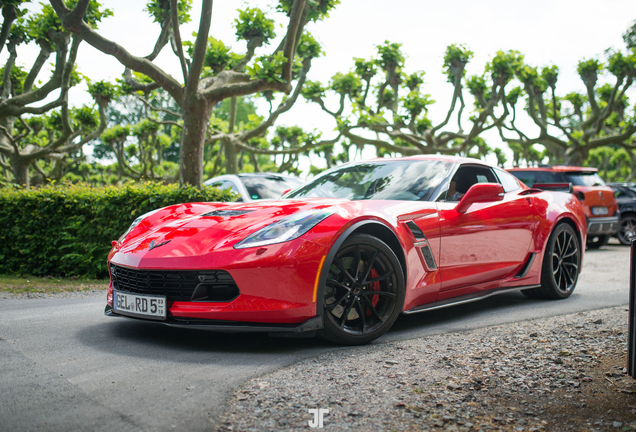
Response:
406,221,424,239
514,253,536,278
203,210,254,217
420,245,437,270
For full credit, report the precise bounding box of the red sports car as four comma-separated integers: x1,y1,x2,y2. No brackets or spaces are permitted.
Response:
105,156,587,345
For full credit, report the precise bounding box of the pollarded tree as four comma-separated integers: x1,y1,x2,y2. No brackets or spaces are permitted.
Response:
51,0,339,186
496,22,636,166
301,42,513,158
0,1,112,187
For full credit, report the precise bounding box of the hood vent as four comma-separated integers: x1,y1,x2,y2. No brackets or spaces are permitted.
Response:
203,210,255,217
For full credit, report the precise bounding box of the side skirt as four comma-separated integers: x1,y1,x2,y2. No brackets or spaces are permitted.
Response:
401,284,541,315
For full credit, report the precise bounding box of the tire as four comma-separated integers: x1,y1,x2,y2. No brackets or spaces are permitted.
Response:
586,234,609,249
617,215,636,245
537,223,581,299
318,234,405,345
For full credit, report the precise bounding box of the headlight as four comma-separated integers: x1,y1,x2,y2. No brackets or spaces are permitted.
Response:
118,209,160,243
234,209,334,249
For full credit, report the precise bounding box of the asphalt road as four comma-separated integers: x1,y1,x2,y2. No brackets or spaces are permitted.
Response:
0,241,631,432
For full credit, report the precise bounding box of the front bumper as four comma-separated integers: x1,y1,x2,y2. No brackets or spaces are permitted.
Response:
104,304,323,336
587,216,619,236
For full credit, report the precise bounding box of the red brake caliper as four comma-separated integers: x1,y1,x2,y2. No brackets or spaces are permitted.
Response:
366,268,381,315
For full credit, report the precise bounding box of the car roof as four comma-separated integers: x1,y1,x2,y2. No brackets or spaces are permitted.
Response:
352,154,496,167
507,165,598,173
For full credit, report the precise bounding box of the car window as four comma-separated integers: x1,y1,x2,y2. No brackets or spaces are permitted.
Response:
241,176,303,200
494,168,521,193
209,180,240,195
563,172,606,187
509,171,536,186
443,164,498,202
537,171,564,183
287,160,453,201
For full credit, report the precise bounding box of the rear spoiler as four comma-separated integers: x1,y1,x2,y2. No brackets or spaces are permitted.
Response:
528,183,574,193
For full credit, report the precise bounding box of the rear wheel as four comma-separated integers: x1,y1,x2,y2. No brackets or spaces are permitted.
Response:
536,223,581,299
587,234,609,249
617,215,636,245
319,234,405,345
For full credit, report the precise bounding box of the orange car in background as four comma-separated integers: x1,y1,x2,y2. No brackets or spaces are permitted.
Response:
507,166,619,249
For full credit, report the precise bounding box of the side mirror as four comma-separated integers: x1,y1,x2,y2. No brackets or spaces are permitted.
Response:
455,183,504,213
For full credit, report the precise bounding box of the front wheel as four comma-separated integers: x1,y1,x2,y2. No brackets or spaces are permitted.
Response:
617,215,636,245
535,223,581,299
319,234,405,345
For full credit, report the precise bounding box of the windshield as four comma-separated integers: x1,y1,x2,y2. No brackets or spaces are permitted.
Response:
564,172,606,187
287,160,453,201
241,176,303,200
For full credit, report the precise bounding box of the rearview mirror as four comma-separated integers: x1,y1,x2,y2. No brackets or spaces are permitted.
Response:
455,183,504,213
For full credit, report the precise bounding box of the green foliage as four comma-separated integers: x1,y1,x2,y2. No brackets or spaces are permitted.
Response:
353,57,376,81
375,41,405,71
0,183,235,278
541,65,559,88
624,19,636,51
27,0,112,40
0,64,27,96
577,58,602,86
404,71,424,91
443,44,473,82
296,31,323,59
487,50,523,84
330,72,362,96
245,52,287,83
86,79,117,103
563,92,586,111
235,7,275,43
72,106,98,130
301,80,325,101
586,146,632,181
402,91,433,119
144,0,192,24
466,75,487,97
607,50,636,78
202,37,234,74
276,0,340,22
101,124,130,144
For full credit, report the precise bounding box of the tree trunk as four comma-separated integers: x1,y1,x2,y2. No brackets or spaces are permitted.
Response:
179,98,212,186
224,97,239,175
10,154,31,188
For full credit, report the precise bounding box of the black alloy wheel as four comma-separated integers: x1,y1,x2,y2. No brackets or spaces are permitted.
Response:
617,215,636,245
536,223,581,299
319,234,405,345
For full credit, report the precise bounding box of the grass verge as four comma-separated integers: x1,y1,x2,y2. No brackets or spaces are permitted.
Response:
0,274,108,295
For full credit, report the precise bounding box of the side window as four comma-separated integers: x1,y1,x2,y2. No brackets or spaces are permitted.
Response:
509,170,536,187
226,181,240,194
494,168,521,193
444,165,497,202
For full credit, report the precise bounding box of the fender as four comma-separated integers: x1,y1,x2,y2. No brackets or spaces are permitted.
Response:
314,219,405,319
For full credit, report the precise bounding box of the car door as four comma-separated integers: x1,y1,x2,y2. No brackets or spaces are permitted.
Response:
436,164,536,296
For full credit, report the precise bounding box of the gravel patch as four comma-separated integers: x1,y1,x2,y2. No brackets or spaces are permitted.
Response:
219,307,636,431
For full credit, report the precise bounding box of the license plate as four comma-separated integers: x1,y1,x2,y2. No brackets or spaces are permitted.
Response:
113,290,167,320
592,206,609,215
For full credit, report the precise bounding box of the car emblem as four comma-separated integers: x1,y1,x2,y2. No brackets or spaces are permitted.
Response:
149,239,171,251
599,191,604,200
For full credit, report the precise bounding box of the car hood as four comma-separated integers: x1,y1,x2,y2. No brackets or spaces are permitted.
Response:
112,198,439,264
115,198,345,257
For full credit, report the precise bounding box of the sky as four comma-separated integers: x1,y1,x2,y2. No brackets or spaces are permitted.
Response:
6,0,636,171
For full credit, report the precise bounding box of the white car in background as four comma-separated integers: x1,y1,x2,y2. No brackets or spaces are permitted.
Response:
203,173,304,202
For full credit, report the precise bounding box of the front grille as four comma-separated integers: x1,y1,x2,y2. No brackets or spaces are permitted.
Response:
110,264,239,302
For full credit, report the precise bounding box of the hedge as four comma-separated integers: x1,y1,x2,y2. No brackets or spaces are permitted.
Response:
0,183,235,279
